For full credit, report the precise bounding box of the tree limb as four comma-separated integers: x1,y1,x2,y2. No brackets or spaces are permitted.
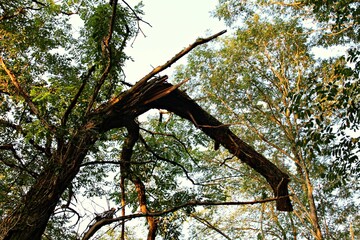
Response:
85,0,130,114
137,30,226,86
95,30,292,211
191,214,232,240
79,196,291,235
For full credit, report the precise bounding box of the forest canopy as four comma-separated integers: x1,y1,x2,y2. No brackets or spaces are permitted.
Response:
0,0,359,239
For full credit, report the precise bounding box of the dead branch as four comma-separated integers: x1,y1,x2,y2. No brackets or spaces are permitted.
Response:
137,30,226,85
80,196,291,238
145,82,293,211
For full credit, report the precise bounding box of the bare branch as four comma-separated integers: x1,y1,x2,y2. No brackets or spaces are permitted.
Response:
121,0,152,42
191,214,232,240
134,30,227,88
80,196,291,238
121,0,152,27
62,65,96,126
99,30,227,113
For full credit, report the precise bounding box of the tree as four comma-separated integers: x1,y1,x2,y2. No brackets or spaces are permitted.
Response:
0,1,293,239
172,0,359,239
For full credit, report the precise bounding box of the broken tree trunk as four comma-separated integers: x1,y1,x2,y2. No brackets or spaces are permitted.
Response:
100,79,293,211
149,82,293,211
0,30,291,240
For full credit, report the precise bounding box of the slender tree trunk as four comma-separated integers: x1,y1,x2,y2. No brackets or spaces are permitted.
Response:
131,177,158,240
293,146,323,240
303,166,323,240
289,213,297,240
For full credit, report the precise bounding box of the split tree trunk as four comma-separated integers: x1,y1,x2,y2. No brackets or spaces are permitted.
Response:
0,76,293,240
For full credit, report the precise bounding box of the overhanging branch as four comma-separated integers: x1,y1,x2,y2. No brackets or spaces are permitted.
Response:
149,85,293,211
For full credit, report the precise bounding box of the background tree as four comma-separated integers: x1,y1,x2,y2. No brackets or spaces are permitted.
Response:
170,0,359,239
0,1,293,239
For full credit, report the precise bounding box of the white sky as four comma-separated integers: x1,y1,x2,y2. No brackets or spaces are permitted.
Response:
124,0,225,83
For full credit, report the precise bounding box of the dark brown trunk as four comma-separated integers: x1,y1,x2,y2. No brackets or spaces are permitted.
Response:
1,168,77,239
0,129,98,240
1,171,62,240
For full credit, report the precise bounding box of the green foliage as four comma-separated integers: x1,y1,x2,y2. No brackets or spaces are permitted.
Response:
1,0,358,239
0,1,143,238
301,0,359,43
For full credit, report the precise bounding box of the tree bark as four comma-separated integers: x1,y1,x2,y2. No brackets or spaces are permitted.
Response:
0,129,98,239
303,164,323,240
